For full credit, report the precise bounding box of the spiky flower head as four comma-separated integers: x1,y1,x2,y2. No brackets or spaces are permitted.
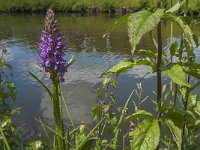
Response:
40,9,67,82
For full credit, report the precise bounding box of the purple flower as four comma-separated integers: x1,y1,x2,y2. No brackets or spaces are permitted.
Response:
39,9,67,82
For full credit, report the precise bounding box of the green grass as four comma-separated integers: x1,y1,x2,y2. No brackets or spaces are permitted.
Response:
0,0,199,13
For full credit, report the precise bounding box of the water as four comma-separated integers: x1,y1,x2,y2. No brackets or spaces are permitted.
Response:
0,13,199,139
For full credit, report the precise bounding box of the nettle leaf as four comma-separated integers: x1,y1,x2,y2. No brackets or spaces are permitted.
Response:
184,69,200,80
118,110,154,129
162,119,182,150
162,14,194,44
129,119,160,150
166,0,185,13
162,64,190,87
103,13,131,38
102,59,135,76
138,49,157,58
102,57,156,77
128,9,164,54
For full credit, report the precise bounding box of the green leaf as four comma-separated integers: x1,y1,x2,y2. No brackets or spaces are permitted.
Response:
80,138,96,150
76,117,105,150
103,77,111,86
162,119,182,150
29,72,53,98
0,59,4,68
138,49,157,58
106,113,117,126
188,94,198,109
161,108,184,128
111,79,117,89
170,42,178,56
149,30,158,50
6,81,15,88
129,119,160,150
162,14,194,44
96,87,103,97
163,64,190,87
193,34,199,47
128,9,164,54
166,0,185,13
197,101,200,112
91,105,100,120
118,110,154,129
184,69,200,80
102,59,135,76
67,56,76,68
103,13,131,38
4,63,12,70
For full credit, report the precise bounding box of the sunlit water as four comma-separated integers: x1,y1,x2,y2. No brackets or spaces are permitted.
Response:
0,13,199,140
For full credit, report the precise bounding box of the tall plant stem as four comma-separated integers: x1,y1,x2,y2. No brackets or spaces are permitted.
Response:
156,1,162,120
52,77,64,150
184,0,189,17
155,3,162,150
181,75,190,149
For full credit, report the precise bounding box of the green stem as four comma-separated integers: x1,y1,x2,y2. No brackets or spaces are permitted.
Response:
0,127,10,150
156,1,162,120
173,84,178,106
52,76,64,150
156,1,162,149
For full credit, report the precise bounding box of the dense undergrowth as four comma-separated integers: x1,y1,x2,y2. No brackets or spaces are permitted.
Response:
0,0,199,15
0,0,200,150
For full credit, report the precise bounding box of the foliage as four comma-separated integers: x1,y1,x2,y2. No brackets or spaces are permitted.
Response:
0,0,200,150
0,45,19,149
0,0,199,14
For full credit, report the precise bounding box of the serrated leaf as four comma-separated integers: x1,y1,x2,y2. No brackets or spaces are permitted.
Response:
163,119,182,150
162,14,194,44
138,49,157,58
129,119,160,150
128,9,164,54
163,64,190,87
166,0,185,13
102,59,135,76
118,110,154,129
103,13,131,38
184,69,200,80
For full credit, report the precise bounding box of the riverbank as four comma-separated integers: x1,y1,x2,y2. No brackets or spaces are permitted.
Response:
0,0,199,15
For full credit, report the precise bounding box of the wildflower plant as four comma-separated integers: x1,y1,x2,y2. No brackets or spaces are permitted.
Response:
30,9,71,150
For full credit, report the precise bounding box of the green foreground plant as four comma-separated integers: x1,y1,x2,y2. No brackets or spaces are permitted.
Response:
0,0,200,150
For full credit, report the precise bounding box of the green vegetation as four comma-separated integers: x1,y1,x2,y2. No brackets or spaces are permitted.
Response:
0,0,200,150
0,0,199,14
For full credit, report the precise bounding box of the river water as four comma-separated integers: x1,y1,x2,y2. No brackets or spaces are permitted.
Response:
0,13,199,139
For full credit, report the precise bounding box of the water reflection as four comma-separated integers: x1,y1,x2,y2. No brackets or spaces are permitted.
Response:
0,13,199,139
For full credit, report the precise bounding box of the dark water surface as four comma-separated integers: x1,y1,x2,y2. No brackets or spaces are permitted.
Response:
0,13,199,139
